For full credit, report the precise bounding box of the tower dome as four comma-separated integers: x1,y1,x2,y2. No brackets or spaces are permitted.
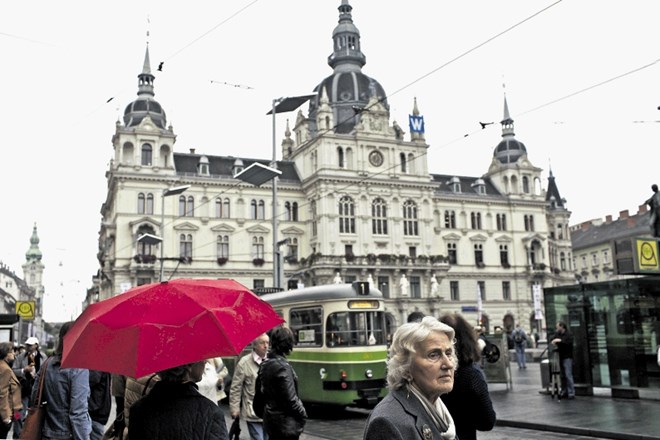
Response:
493,95,526,164
308,0,389,134
25,223,42,262
123,46,167,129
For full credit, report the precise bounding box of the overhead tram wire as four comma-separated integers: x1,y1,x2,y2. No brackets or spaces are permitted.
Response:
138,0,578,260
120,0,652,263
186,52,660,262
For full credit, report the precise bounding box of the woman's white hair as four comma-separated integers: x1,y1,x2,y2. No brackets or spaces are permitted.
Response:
387,316,456,389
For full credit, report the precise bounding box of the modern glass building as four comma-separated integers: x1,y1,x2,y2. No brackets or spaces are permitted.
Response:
544,276,660,397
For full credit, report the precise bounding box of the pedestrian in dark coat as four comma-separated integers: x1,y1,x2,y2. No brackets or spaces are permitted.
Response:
364,316,458,440
441,313,496,440
129,361,228,440
258,326,307,440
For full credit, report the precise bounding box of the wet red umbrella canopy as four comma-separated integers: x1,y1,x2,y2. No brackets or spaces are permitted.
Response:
61,279,284,378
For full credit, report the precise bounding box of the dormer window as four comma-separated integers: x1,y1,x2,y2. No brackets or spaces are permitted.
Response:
198,156,210,176
448,176,461,193
232,158,244,177
472,178,486,195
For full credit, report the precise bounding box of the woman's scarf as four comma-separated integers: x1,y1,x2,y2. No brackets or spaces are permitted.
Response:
408,383,457,440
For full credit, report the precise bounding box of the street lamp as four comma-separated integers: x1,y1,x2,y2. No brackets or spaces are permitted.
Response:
266,95,314,289
160,184,190,281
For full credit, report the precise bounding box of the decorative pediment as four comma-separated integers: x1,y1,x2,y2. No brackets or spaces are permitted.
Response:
495,234,513,243
173,221,199,231
129,217,159,228
246,224,270,234
210,223,236,233
522,233,546,243
469,234,488,242
441,233,462,242
281,226,305,236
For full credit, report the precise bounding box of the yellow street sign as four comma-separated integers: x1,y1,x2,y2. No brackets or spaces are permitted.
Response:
16,301,35,320
636,239,659,271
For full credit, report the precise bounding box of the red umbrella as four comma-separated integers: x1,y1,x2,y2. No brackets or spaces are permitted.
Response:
61,279,283,378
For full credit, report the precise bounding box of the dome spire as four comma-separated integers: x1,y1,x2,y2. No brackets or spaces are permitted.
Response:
25,223,43,263
122,45,167,129
328,0,366,71
501,93,514,138
493,94,527,164
138,45,155,98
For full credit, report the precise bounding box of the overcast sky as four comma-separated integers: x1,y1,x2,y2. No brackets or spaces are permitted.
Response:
2,0,659,322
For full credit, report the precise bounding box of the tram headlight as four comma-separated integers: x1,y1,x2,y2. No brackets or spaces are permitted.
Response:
340,370,347,380
365,369,373,379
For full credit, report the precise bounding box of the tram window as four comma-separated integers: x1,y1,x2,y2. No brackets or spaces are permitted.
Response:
289,307,323,347
326,311,386,347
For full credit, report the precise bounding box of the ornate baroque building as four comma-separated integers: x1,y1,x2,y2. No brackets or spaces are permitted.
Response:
96,1,574,331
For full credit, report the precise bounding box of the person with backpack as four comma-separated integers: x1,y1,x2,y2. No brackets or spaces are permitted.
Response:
512,323,528,369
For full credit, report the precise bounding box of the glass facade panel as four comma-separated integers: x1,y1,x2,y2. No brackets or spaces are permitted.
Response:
544,276,660,392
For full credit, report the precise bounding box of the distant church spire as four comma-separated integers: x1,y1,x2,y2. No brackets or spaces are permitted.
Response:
25,223,42,263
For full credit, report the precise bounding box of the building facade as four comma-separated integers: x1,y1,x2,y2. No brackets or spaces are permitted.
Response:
570,206,652,284
96,1,575,331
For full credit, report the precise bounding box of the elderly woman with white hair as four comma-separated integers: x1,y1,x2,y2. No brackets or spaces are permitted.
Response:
364,316,458,440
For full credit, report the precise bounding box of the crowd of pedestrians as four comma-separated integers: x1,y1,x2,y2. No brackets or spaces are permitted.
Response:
0,313,579,440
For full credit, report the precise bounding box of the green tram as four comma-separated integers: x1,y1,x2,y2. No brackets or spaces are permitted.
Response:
259,281,389,409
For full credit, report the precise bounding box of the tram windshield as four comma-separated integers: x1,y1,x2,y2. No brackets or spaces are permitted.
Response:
326,311,386,347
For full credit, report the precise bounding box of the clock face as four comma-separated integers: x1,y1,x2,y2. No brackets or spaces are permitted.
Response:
369,150,384,167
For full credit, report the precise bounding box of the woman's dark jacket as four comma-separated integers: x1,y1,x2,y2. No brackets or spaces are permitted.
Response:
258,354,307,439
88,370,112,425
441,363,496,440
129,380,228,440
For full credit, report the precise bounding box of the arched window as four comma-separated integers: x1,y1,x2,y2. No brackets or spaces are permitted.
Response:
141,143,152,166
496,214,507,231
285,202,299,221
403,200,418,236
137,193,145,214
250,199,264,220
339,196,355,234
311,200,318,236
217,235,229,259
179,195,186,216
407,153,415,174
337,147,345,168
179,234,193,259
470,212,482,229
146,193,154,215
524,215,535,231
522,176,530,193
400,153,407,173
560,252,566,270
252,236,265,258
187,196,194,217
444,210,456,228
500,245,509,266
372,198,388,235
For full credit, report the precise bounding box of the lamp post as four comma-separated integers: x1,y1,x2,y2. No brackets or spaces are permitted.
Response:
160,184,190,281
266,94,314,289
235,162,282,285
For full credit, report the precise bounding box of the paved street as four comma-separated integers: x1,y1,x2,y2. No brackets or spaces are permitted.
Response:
31,359,657,440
